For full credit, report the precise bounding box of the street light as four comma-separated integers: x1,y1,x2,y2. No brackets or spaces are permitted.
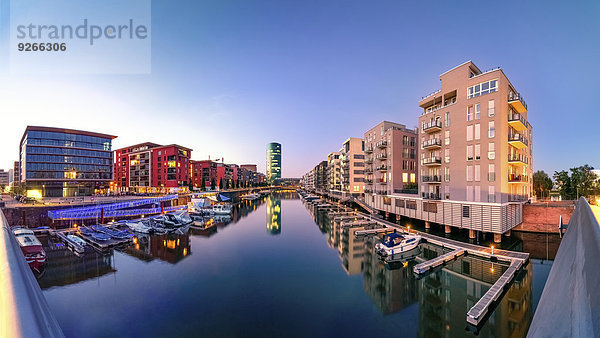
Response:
491,245,494,256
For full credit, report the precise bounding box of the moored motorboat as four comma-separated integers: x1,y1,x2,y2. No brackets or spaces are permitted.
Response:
243,193,261,201
91,232,111,241
212,204,232,215
67,234,87,247
375,232,421,256
12,228,46,272
126,221,154,234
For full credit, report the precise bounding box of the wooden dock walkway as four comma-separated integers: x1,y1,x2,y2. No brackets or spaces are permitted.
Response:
413,248,465,274
354,228,393,236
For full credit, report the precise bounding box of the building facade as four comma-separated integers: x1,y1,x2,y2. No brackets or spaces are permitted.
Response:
266,142,281,183
190,160,218,190
363,121,418,196
114,142,192,193
327,152,341,192
340,137,365,195
367,61,533,241
19,126,116,197
0,170,8,188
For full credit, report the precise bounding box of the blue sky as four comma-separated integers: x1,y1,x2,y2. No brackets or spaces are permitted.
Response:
0,0,599,177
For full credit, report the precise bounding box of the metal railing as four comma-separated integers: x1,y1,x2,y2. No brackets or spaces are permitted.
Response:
422,138,442,148
394,189,418,195
422,192,442,200
376,140,387,148
508,112,527,126
508,133,529,146
508,154,529,164
422,120,443,132
0,210,64,337
508,92,527,111
422,157,442,165
422,175,441,183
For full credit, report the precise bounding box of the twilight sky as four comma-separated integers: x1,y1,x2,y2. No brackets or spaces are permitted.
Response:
0,0,599,177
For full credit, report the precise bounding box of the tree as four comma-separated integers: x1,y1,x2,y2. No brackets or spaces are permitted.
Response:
211,178,216,191
219,178,223,190
533,170,553,199
554,165,600,200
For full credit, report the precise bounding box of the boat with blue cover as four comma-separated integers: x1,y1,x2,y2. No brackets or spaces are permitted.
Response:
375,232,421,257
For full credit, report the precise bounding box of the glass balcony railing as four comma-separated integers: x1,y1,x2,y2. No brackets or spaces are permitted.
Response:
508,92,527,113
508,154,528,165
422,157,442,165
508,133,528,148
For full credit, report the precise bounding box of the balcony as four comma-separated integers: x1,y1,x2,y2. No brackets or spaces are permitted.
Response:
342,157,350,163
508,113,527,132
377,179,387,185
377,165,388,172
365,178,373,184
422,192,441,200
365,157,373,164
508,92,527,113
376,190,388,195
422,138,442,149
508,154,528,166
422,120,442,133
422,175,441,183
365,167,373,173
376,140,388,148
394,188,418,195
509,194,529,202
508,174,528,183
422,157,442,166
376,153,388,160
508,133,528,149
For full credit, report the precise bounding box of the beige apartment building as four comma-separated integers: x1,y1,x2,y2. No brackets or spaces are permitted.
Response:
368,61,533,242
339,137,365,196
327,152,341,192
364,121,418,196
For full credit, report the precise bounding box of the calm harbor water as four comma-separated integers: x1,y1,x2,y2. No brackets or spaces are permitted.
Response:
37,192,556,337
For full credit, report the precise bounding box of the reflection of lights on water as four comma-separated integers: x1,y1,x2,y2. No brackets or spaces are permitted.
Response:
183,248,188,256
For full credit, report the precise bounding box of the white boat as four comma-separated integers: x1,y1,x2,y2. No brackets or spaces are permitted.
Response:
67,234,87,246
12,228,46,272
212,204,232,215
375,232,421,256
126,221,154,234
173,211,193,225
243,193,261,201
188,198,213,215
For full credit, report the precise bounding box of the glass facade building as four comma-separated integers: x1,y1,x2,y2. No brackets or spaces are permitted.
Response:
266,142,281,183
20,126,117,197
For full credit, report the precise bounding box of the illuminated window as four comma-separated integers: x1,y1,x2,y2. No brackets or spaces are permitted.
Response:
167,161,177,168
410,173,415,183
402,173,408,183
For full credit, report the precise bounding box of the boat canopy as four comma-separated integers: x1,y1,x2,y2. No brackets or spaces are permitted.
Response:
218,194,231,202
381,232,405,247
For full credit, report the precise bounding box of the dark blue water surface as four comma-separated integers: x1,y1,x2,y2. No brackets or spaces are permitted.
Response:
38,193,555,337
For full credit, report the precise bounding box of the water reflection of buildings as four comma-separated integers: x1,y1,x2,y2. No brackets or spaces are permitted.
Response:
418,243,532,337
124,233,191,264
266,195,281,235
307,203,533,334
37,235,115,289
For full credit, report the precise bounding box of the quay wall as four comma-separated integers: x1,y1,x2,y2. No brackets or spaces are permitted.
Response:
513,202,575,233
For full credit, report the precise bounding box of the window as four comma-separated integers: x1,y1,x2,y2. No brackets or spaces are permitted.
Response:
445,112,450,126
467,165,473,181
467,145,473,161
475,165,480,181
475,144,480,160
402,135,408,146
488,121,495,138
489,164,496,182
475,124,480,140
489,186,496,202
474,186,481,202
445,167,450,181
475,104,480,119
468,79,498,99
467,186,473,201
488,100,495,116
488,142,495,159
467,125,473,141
445,130,450,145
467,106,473,121
402,160,408,170
410,173,415,183
462,205,470,218
402,173,408,183
445,148,450,163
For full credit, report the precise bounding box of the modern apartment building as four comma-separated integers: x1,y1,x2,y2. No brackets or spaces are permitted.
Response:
368,61,533,242
0,170,9,187
327,152,341,192
339,137,365,196
19,126,116,197
266,142,282,183
240,164,258,173
114,142,192,193
190,160,218,189
363,121,418,196
11,161,20,187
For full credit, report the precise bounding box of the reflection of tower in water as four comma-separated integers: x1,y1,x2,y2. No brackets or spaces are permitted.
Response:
266,195,281,235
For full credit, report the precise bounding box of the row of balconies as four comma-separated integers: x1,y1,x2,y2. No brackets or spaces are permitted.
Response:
376,140,388,148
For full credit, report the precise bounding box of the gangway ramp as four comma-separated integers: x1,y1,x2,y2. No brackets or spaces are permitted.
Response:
413,248,465,274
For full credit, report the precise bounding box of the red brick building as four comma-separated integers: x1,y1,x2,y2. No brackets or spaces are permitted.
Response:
114,142,192,193
190,160,218,190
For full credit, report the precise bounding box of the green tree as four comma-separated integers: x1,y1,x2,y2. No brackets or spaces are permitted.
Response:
554,165,600,200
533,170,553,199
219,178,224,190
211,179,216,190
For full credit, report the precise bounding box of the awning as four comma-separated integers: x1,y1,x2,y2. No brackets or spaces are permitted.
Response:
219,194,231,202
